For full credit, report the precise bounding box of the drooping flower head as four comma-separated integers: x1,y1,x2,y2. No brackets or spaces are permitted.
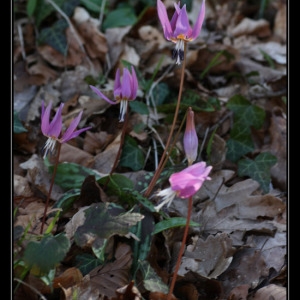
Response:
41,101,91,158
157,0,205,64
90,66,138,122
155,161,212,211
184,107,198,165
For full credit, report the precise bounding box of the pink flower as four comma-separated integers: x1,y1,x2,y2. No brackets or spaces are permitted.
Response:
155,161,212,211
157,0,205,64
41,101,91,158
184,107,198,165
90,66,138,122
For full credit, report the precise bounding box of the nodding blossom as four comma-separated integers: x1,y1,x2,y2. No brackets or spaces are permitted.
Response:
157,0,205,64
41,101,91,158
184,107,198,165
90,66,138,122
154,161,212,211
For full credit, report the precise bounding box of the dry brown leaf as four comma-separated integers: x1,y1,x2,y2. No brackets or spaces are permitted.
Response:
268,107,287,191
73,7,108,62
59,143,95,168
230,18,271,38
112,280,142,300
94,133,121,173
179,233,235,278
53,267,83,289
273,2,286,43
249,284,286,300
38,26,85,68
218,249,269,296
227,284,250,300
89,243,133,299
83,131,114,155
19,154,64,200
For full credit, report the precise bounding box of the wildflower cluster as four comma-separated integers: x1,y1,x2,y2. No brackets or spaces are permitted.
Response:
38,1,210,298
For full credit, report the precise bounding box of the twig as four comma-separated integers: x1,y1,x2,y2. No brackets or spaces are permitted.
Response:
144,42,187,198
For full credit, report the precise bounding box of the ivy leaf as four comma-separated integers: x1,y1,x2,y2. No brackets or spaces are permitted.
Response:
75,253,102,276
14,111,27,133
226,125,254,162
226,94,265,129
38,19,69,55
23,233,70,275
102,7,137,30
238,152,277,193
119,135,145,171
129,101,149,115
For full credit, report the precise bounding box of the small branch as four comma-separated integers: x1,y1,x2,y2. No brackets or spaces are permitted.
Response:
167,196,193,300
144,42,187,198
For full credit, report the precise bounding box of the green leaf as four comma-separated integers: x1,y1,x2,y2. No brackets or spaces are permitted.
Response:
129,101,149,115
14,111,27,133
153,82,171,105
80,0,104,13
226,94,266,162
23,233,70,275
75,253,102,275
153,217,201,235
52,188,81,215
226,95,265,129
238,152,277,193
38,19,69,55
226,125,254,162
138,260,169,293
61,0,80,17
26,0,37,17
74,203,144,247
47,162,101,190
119,135,145,171
98,174,134,196
102,7,137,30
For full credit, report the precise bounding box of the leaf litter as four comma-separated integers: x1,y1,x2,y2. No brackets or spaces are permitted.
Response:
13,0,287,299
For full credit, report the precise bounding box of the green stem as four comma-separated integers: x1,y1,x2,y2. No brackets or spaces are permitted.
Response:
144,42,187,198
167,196,193,300
40,143,61,234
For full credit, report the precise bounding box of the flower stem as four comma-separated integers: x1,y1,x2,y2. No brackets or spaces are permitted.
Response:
167,196,193,300
144,42,187,198
40,143,61,234
103,105,129,189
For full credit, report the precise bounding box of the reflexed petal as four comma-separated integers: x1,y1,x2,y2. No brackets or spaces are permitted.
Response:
90,85,116,105
191,0,205,39
157,0,173,40
61,111,91,142
41,101,52,135
47,103,64,138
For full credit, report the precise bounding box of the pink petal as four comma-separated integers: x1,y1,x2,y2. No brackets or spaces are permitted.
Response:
90,85,116,105
173,5,191,38
157,0,173,40
190,0,205,39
